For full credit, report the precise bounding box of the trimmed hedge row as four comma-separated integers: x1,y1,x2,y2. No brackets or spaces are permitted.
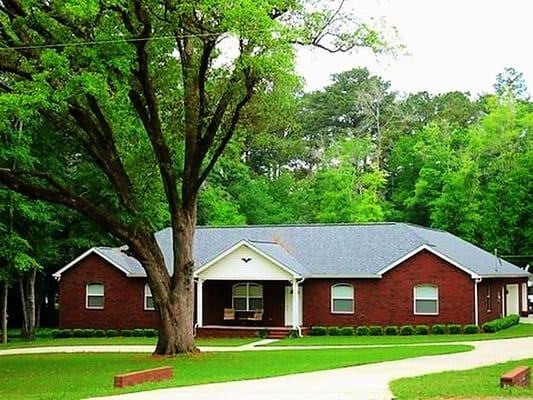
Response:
51,328,158,338
481,314,520,333
309,323,483,336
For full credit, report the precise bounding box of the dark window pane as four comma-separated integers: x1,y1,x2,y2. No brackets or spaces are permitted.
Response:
415,299,437,314
249,298,263,311
146,296,154,309
88,296,104,308
333,299,353,313
234,297,247,311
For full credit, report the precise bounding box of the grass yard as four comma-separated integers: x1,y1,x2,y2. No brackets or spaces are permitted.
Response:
390,358,533,399
270,323,533,346
0,335,257,349
0,345,472,399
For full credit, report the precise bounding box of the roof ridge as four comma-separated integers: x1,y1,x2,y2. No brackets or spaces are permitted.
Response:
193,222,399,230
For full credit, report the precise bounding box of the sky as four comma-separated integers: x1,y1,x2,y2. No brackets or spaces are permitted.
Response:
296,0,533,96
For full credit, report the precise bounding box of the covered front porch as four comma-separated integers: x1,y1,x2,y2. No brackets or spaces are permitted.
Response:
194,240,305,337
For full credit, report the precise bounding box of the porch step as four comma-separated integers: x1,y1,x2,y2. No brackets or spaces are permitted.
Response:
267,329,290,339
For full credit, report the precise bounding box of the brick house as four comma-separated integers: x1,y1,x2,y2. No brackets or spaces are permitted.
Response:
53,223,530,337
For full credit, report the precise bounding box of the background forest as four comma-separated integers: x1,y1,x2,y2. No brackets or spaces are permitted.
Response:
1,66,532,331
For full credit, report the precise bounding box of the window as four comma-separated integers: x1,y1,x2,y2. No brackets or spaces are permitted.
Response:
86,283,104,309
144,284,154,310
414,284,438,315
232,283,263,311
331,284,354,313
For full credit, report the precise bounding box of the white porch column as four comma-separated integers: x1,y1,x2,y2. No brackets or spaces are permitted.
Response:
197,278,204,328
291,279,299,329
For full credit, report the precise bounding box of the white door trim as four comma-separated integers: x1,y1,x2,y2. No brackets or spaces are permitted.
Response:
505,284,519,316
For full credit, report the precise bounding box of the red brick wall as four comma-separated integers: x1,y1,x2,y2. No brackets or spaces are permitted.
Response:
59,254,158,329
303,250,476,327
202,280,285,326
477,278,529,324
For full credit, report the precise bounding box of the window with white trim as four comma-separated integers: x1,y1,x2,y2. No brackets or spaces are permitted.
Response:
86,283,104,309
414,284,438,315
331,284,354,313
144,284,154,310
232,283,263,311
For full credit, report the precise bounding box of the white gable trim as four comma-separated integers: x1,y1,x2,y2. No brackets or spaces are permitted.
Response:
376,244,481,279
194,240,301,279
53,248,132,280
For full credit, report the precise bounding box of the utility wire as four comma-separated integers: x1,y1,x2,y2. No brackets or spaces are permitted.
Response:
0,27,280,51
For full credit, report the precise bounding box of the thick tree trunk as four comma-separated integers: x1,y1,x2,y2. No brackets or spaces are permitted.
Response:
1,281,7,344
19,268,37,341
133,208,198,356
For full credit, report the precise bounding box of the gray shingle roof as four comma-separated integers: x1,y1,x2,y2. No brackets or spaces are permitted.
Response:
68,223,529,278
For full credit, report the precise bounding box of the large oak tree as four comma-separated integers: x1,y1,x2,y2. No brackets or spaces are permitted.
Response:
0,0,387,354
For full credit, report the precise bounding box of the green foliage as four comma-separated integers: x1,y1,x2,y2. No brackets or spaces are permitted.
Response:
51,329,72,339
369,326,384,336
132,329,146,337
431,324,446,335
400,325,415,336
256,329,268,339
340,327,355,336
482,315,520,333
463,324,480,334
384,326,398,336
447,325,462,335
120,329,133,337
105,329,119,338
309,326,328,336
415,325,429,335
93,329,105,338
327,326,341,336
356,326,370,336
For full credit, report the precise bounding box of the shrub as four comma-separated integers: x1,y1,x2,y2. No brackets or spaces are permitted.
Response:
309,326,327,336
256,329,268,339
106,329,119,337
143,329,158,337
132,329,145,337
447,324,462,334
121,329,133,337
356,326,370,336
431,324,446,335
369,326,383,336
340,327,355,336
93,329,106,337
384,325,398,336
400,325,415,336
415,325,429,335
73,328,94,338
482,314,520,333
463,324,480,334
52,329,72,338
327,326,341,336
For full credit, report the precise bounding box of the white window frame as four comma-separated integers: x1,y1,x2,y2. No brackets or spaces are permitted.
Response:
413,284,439,315
331,283,354,314
85,283,104,310
144,283,155,311
232,283,263,312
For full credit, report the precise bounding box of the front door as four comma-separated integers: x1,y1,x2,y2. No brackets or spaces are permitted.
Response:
505,284,519,316
284,286,303,326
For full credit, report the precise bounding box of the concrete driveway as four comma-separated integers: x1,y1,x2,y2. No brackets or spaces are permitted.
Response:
89,336,533,400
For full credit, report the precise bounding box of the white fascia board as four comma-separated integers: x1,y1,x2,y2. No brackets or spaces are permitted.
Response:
479,273,530,279
376,244,481,279
53,248,132,280
194,240,300,279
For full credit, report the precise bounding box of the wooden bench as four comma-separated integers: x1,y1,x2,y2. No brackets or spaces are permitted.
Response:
500,366,530,388
114,367,173,388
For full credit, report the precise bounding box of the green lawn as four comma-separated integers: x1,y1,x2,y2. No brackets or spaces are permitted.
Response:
270,323,533,346
0,345,472,400
0,335,257,349
390,358,533,399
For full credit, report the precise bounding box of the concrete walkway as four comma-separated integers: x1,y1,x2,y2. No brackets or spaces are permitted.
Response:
82,337,532,400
